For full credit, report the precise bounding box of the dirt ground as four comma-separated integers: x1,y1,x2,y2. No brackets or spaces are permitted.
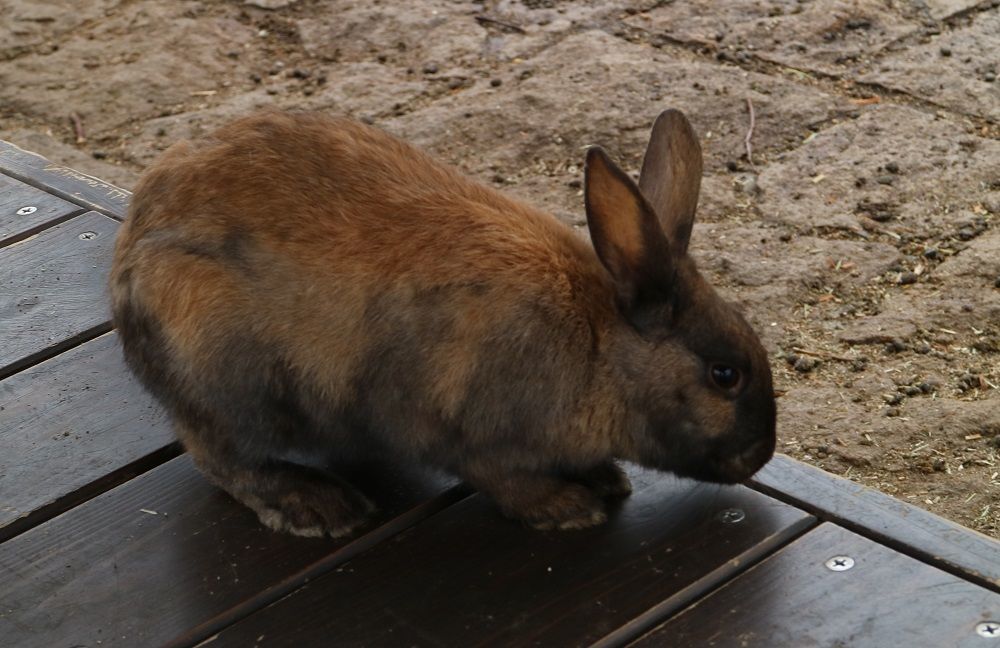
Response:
2,0,997,536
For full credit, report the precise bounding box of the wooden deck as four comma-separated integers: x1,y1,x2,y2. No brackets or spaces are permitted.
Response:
1,140,998,647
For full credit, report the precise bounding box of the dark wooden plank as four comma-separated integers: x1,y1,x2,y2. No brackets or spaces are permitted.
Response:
749,454,1000,592
0,173,84,248
0,454,463,647
0,331,176,542
0,140,130,219
632,523,1000,648
209,468,814,648
0,210,117,379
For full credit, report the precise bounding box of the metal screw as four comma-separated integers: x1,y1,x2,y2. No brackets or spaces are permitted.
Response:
16,206,37,215
78,231,97,240
977,622,1000,638
825,556,855,571
718,508,745,524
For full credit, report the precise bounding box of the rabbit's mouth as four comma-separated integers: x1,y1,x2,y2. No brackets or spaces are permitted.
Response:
669,437,775,485
706,437,775,483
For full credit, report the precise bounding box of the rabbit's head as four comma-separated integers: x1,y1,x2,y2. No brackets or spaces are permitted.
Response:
587,110,776,483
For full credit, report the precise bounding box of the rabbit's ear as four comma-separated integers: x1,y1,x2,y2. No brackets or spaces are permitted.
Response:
638,109,703,256
585,146,674,310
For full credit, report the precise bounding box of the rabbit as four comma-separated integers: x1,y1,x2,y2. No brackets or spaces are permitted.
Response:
109,108,776,536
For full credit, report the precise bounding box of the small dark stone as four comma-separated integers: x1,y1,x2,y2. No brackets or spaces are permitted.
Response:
726,160,739,172
871,211,893,222
962,303,974,312
91,150,107,160
932,458,946,471
898,272,918,285
519,69,533,80
919,381,936,394
885,407,901,417
994,276,1000,288
884,393,904,406
876,175,895,185
785,352,800,365
291,68,310,79
793,357,817,373
846,18,872,30
422,63,438,74
490,78,502,87
447,78,465,90
567,179,581,189
250,73,262,83
779,232,793,242
958,227,975,240
850,358,868,372
155,127,167,137
854,177,867,188
316,74,327,85
904,385,921,396
923,247,939,259
939,46,951,57
914,342,932,354
885,161,900,174
985,72,997,83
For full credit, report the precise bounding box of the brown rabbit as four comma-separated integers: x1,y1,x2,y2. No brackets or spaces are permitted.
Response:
110,108,775,536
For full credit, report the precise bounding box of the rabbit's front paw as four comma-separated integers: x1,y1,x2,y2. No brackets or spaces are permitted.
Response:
479,473,608,531
571,461,633,499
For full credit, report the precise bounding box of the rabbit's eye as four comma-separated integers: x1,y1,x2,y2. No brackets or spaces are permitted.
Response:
710,364,741,391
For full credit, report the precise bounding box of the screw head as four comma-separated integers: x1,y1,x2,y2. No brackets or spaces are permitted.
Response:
78,231,98,240
825,555,855,571
977,622,1000,638
718,508,745,524
16,206,37,215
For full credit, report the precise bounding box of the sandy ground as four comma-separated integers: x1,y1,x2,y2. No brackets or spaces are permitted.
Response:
1,0,997,535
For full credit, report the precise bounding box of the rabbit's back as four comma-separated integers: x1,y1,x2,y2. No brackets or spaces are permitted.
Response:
111,111,617,466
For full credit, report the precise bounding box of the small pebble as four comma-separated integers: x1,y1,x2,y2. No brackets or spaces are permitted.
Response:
850,358,868,372
846,18,871,30
567,179,581,189
884,393,904,406
249,73,262,83
932,458,946,471
876,175,895,185
919,381,937,394
914,342,931,354
957,227,975,240
898,272,918,285
985,72,996,83
994,276,1000,288
904,385,921,396
447,78,465,90
885,338,908,354
422,63,438,74
91,150,107,160
290,68,310,79
922,247,939,259
885,407,901,417
939,46,951,57
793,357,817,373
490,78,502,87
885,161,900,174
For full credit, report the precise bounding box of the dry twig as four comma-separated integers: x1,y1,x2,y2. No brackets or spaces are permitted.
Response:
474,15,526,34
792,347,855,363
69,112,86,144
744,97,756,169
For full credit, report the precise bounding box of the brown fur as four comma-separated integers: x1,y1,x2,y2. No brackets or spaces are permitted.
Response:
110,109,775,535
